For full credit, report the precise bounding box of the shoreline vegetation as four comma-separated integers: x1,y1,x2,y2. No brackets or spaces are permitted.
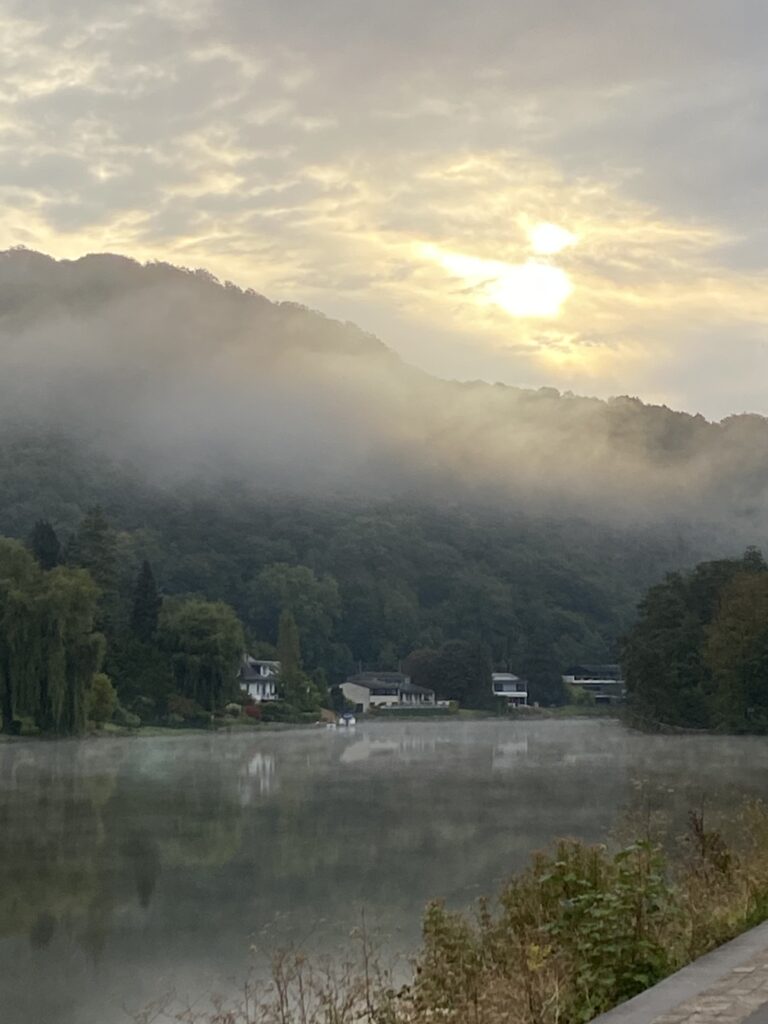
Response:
0,704,621,741
136,801,768,1024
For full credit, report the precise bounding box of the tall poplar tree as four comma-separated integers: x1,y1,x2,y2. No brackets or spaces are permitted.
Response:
29,520,62,571
130,560,162,643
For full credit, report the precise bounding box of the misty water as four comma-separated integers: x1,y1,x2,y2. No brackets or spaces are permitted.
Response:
3,719,768,1024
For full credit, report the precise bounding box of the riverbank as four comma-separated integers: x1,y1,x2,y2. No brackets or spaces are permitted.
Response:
153,798,768,1024
0,703,620,740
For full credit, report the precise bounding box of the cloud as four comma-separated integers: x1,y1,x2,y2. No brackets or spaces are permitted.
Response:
0,1,767,416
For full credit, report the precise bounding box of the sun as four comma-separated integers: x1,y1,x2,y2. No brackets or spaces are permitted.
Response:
528,222,577,255
487,261,573,317
420,244,573,319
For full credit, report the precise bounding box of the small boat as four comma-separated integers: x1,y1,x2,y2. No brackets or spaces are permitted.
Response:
337,713,357,727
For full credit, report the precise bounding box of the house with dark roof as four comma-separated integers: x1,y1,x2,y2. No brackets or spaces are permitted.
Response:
341,672,436,713
240,655,280,702
492,672,528,706
562,664,625,704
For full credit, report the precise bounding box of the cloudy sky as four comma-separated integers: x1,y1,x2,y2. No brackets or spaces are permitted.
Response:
1,0,767,419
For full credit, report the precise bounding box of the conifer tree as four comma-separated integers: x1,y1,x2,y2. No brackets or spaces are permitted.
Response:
130,560,162,643
73,506,116,592
276,609,318,709
72,506,117,633
29,520,62,571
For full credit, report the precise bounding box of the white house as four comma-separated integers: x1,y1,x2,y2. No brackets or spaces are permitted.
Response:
562,664,625,704
491,672,528,707
240,656,280,702
341,672,436,713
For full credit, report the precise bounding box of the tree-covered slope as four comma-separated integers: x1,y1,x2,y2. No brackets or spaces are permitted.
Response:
0,249,765,699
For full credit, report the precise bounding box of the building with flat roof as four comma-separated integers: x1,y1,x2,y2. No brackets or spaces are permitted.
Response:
562,664,625,704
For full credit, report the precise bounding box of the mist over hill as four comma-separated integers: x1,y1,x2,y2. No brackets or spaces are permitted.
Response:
1,248,767,531
0,248,765,686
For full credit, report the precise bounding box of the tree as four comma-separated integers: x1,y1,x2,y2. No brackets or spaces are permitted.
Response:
425,640,494,709
29,520,62,571
622,548,768,730
88,672,118,724
276,609,319,709
130,560,161,643
249,563,340,667
0,539,105,736
705,573,768,732
38,567,105,734
72,506,116,592
159,598,244,712
0,540,43,733
71,506,118,634
403,647,442,693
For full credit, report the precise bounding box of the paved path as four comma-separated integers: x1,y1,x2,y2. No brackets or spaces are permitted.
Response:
592,922,768,1024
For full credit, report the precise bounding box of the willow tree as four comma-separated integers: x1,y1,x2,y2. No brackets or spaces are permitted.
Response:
39,567,105,735
159,598,244,712
0,540,44,732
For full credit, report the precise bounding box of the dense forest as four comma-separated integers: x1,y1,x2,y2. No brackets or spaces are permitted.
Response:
1,249,767,730
623,548,768,732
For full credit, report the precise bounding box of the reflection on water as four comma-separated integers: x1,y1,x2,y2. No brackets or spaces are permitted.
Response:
3,720,768,1024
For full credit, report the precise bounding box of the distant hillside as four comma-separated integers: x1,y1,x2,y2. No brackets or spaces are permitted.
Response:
1,248,767,527
0,249,765,695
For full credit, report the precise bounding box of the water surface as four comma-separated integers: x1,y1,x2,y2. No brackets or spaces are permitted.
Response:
2,719,768,1024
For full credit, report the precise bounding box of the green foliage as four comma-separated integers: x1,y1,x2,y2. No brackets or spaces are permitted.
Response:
29,519,62,571
623,548,768,730
705,573,768,732
276,609,321,710
130,560,161,643
71,505,116,593
112,703,141,728
88,672,118,724
0,427,681,694
0,539,105,735
158,597,244,712
565,681,595,707
250,562,340,668
406,640,493,709
260,699,318,723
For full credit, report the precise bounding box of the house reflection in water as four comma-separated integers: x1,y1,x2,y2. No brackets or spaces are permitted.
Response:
339,733,441,764
239,750,277,803
491,737,529,772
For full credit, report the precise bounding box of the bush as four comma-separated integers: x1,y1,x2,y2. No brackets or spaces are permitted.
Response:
165,693,211,727
260,700,317,723
243,704,262,720
88,673,118,724
113,704,141,729
136,803,768,1024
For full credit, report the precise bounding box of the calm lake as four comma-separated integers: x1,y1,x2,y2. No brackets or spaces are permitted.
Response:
3,718,768,1024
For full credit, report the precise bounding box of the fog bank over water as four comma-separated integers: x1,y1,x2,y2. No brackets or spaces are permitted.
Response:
2,249,768,533
2,720,768,1024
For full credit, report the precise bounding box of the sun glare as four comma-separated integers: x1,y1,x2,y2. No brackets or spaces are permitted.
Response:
421,245,573,318
528,222,577,255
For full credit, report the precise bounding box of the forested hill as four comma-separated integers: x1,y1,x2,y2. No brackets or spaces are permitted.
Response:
0,248,766,698
1,248,768,525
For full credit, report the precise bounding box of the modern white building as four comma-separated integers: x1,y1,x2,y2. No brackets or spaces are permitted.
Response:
562,664,625,704
239,656,280,702
491,672,528,706
341,672,436,713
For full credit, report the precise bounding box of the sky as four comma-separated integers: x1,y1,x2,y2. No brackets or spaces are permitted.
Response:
1,0,767,420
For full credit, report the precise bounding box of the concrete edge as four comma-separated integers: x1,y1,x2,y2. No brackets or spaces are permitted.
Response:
591,921,768,1024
